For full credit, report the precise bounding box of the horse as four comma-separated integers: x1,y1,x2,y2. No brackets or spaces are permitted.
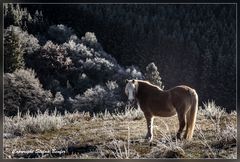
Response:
125,79,198,141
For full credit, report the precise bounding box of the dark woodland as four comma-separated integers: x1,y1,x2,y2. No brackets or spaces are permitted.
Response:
3,4,236,116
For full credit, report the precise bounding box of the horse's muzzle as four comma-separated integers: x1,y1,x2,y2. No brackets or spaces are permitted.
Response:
128,99,135,105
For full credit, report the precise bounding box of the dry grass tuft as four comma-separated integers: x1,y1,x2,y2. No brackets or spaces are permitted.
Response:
4,109,67,136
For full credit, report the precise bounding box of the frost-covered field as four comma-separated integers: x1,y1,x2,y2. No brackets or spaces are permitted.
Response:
3,101,237,159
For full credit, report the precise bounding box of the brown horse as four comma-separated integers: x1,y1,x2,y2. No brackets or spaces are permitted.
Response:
125,79,198,141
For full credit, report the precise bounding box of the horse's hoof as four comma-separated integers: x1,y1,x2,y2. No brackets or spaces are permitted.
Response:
144,138,152,142
176,133,182,140
172,134,182,141
144,136,153,143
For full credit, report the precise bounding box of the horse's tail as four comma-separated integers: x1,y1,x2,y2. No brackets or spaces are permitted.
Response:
185,89,198,140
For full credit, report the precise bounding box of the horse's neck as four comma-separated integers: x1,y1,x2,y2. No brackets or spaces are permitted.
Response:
137,81,163,97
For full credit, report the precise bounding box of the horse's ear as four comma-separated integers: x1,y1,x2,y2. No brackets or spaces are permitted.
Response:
125,79,129,83
132,79,135,83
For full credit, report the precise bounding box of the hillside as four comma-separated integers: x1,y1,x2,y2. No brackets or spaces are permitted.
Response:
18,4,236,110
4,4,236,110
3,102,236,159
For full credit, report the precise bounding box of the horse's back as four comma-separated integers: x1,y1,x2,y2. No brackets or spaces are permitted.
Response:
168,85,196,109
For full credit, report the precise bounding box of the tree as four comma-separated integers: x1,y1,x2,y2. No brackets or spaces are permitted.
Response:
145,62,164,89
4,26,24,73
4,3,15,27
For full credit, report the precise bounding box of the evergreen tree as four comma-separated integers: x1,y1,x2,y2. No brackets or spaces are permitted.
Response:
4,3,15,27
4,26,24,73
145,62,164,89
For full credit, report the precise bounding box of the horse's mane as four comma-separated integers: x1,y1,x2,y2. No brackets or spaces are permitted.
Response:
136,80,163,91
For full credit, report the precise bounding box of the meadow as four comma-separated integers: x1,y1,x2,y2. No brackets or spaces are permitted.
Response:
3,101,236,159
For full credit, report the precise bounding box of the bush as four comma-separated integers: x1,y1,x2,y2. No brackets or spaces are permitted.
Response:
25,41,74,96
125,66,143,80
64,40,93,59
83,57,116,83
70,85,107,112
70,81,125,113
201,101,226,120
81,32,102,51
4,68,53,116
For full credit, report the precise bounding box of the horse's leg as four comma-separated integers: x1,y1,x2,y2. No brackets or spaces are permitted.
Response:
144,113,153,142
183,109,191,139
177,111,186,140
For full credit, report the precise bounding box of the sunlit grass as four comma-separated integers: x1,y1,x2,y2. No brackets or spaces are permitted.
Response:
3,101,237,159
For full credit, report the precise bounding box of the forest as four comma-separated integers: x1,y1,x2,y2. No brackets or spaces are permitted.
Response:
4,3,236,116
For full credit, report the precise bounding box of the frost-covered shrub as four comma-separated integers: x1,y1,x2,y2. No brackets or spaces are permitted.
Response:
69,34,80,43
125,66,143,80
25,41,74,95
202,101,226,120
41,41,72,67
70,81,125,113
47,24,74,44
83,57,116,83
81,32,102,51
104,81,125,109
82,32,97,44
25,39,92,98
64,40,94,60
4,69,53,116
70,85,107,112
218,123,237,144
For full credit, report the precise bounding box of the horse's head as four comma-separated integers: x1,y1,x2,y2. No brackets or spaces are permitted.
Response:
125,79,138,103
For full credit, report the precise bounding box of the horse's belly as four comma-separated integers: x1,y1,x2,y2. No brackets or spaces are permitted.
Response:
151,105,177,117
